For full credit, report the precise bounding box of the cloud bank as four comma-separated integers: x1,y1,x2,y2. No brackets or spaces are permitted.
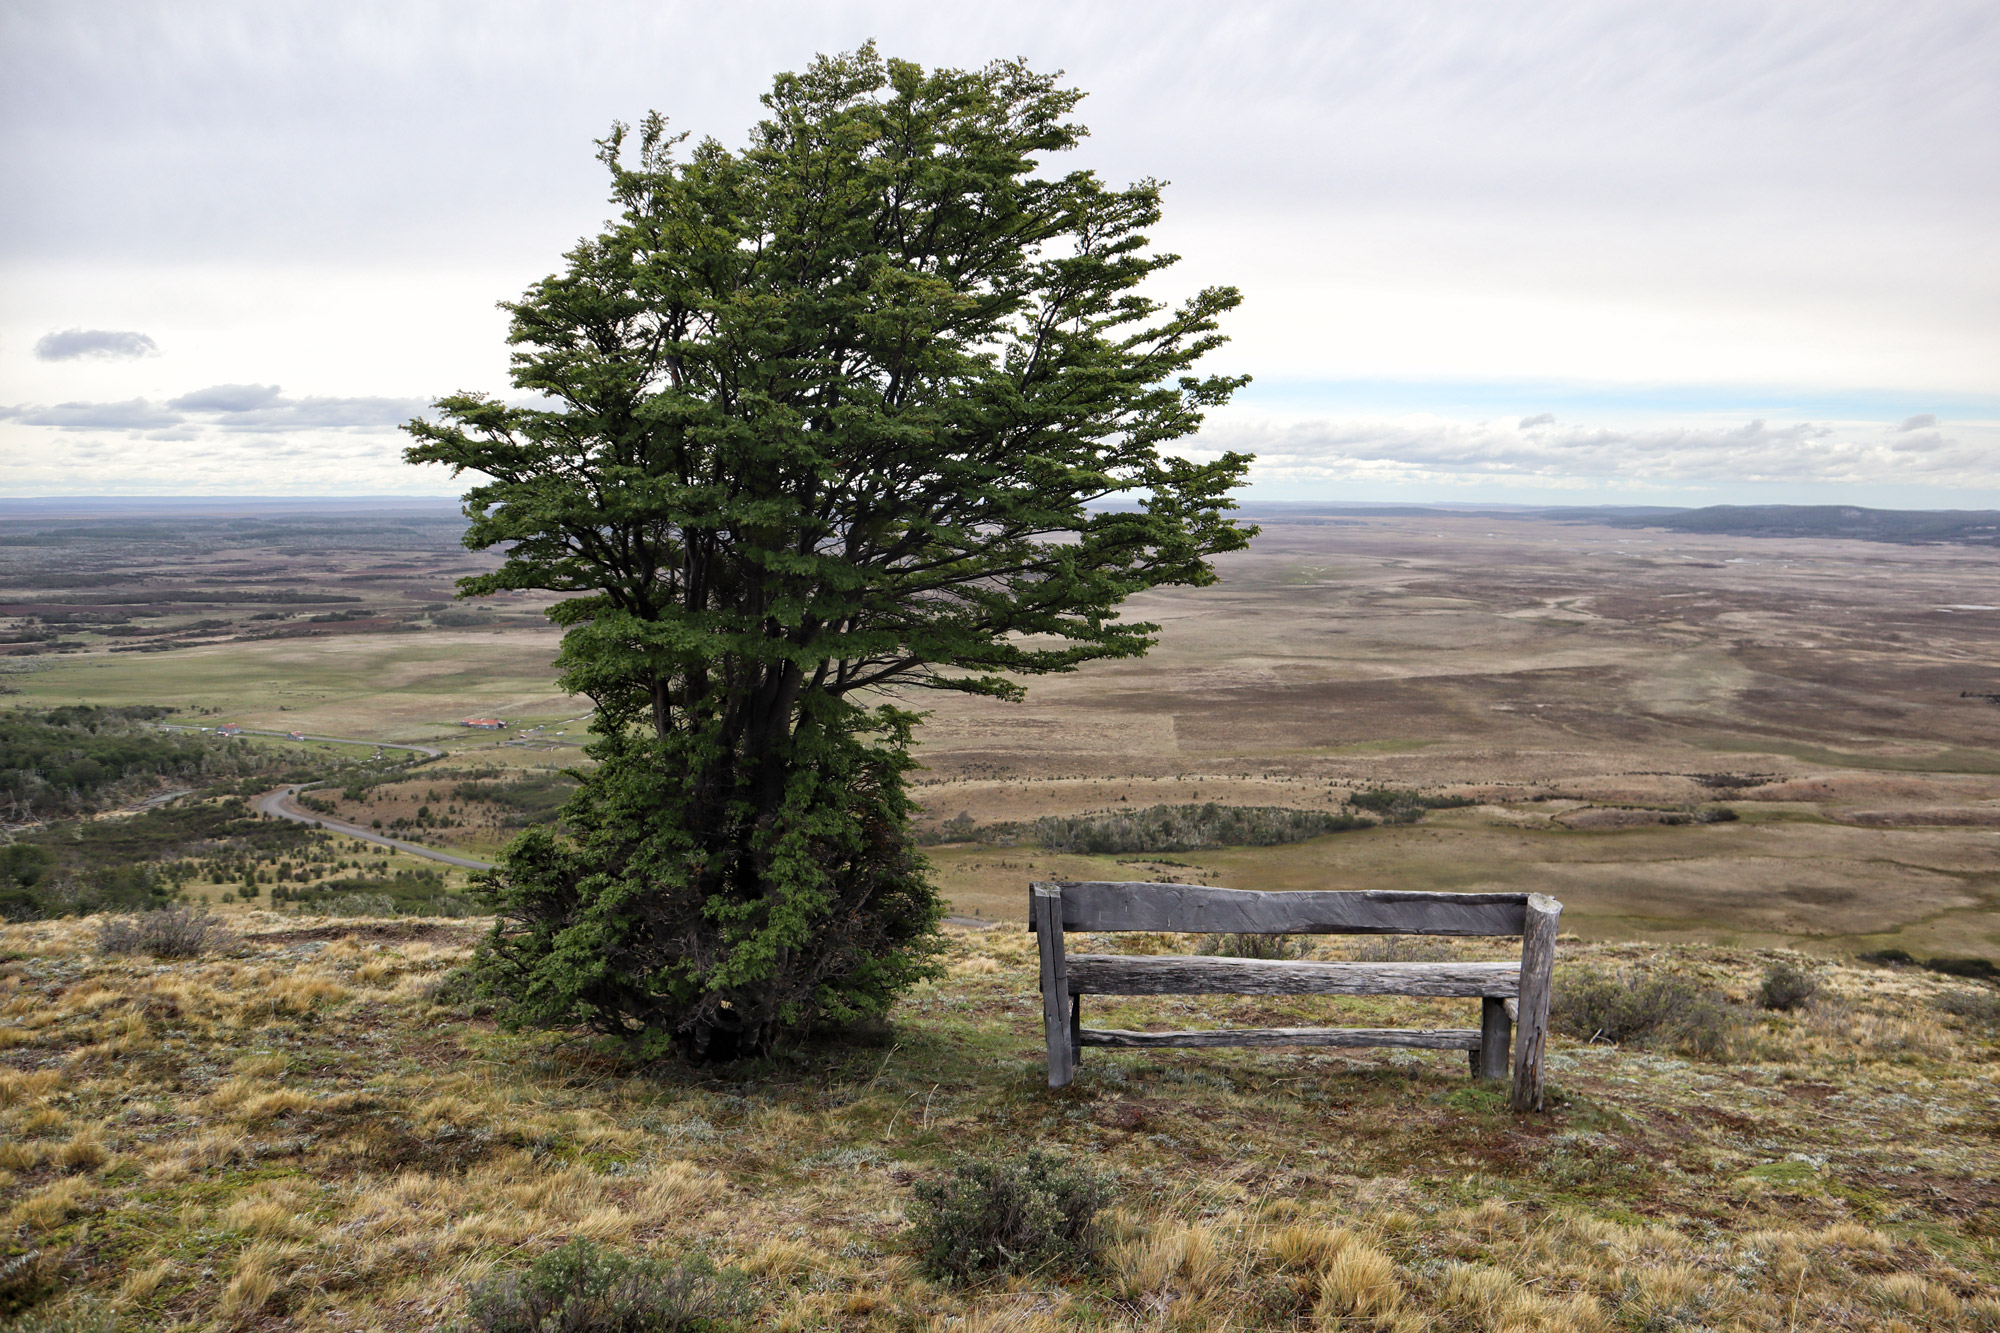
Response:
1197,412,1998,494
0,385,427,435
32,328,159,360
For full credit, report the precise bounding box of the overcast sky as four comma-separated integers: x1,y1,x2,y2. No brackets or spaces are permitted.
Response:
2,0,1995,505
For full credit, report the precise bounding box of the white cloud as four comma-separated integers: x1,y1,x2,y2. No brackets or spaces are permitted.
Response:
32,328,159,360
1196,412,2000,494
1,385,427,435
167,383,283,412
0,398,182,430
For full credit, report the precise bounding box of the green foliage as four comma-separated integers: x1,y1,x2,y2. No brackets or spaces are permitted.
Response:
280,867,478,917
0,705,212,819
1552,965,1740,1059
1035,803,1366,855
1858,948,2000,983
1199,931,1311,959
1756,959,1820,1012
450,773,578,826
409,47,1254,1059
1348,787,1474,825
908,1149,1112,1282
3,798,321,920
459,1239,755,1332
475,705,942,1060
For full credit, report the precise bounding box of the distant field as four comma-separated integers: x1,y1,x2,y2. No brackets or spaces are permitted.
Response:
5,501,1997,956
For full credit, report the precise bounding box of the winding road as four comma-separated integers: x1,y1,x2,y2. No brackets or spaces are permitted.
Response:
256,785,494,870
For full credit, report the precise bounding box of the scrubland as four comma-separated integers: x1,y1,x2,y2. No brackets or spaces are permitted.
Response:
3,911,1996,1331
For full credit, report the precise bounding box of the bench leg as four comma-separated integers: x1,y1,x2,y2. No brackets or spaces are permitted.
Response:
1477,997,1512,1080
1033,884,1074,1089
1510,894,1561,1112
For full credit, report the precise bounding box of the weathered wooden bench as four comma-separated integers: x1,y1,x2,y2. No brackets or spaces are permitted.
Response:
1030,882,1562,1111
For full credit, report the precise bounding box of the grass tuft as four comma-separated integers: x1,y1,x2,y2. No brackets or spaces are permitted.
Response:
95,904,229,958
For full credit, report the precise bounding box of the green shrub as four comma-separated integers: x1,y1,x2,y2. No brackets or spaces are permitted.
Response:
908,1149,1112,1282
1757,959,1820,1011
1348,787,1473,825
1551,965,1739,1059
459,1239,753,1332
1199,931,1310,960
1034,802,1368,854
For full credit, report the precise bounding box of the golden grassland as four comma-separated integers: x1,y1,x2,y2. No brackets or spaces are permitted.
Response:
3,911,1996,1331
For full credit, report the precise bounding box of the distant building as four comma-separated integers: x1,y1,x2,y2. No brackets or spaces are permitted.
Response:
459,718,506,729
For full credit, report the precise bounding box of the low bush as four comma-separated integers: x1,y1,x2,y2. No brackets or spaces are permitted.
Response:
97,905,229,959
1348,788,1473,825
1935,988,2000,1030
908,1149,1113,1282
1199,932,1311,959
1857,949,2000,984
1034,803,1368,855
1551,965,1738,1059
1351,933,1457,962
1758,959,1820,1011
459,1239,754,1332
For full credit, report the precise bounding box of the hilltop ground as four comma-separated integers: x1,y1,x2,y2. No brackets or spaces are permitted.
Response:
2,911,1997,1330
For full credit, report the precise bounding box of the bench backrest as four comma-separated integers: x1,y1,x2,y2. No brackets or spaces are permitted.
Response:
1028,880,1562,1112
1033,881,1531,936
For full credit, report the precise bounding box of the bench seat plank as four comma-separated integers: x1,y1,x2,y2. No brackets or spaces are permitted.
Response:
1039,882,1528,936
1066,954,1521,998
1078,1025,1482,1050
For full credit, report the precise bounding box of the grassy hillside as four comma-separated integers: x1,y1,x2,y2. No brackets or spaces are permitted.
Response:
2,912,1995,1331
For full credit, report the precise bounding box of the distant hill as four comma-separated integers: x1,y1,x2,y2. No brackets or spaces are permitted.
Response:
1231,501,2000,547
1596,505,2000,546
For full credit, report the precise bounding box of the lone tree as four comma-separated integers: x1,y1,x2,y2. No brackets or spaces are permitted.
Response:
406,45,1254,1061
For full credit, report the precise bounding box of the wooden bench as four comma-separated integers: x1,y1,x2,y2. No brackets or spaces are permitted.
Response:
1029,882,1562,1112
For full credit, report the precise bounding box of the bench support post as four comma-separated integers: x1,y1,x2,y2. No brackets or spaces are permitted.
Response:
1509,894,1561,1112
1033,884,1075,1089
1477,997,1512,1080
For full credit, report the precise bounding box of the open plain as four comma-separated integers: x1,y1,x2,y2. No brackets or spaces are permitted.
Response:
8,500,1994,959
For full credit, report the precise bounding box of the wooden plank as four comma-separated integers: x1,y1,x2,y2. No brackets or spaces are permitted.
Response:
1066,954,1521,998
1508,893,1561,1113
1477,996,1513,1081
1031,881,1528,936
1078,1026,1481,1050
1033,885,1075,1089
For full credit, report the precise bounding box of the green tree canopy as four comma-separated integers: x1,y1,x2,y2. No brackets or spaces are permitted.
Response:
406,45,1255,1060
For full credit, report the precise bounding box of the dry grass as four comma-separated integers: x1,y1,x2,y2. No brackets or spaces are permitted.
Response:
0,910,1994,1330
